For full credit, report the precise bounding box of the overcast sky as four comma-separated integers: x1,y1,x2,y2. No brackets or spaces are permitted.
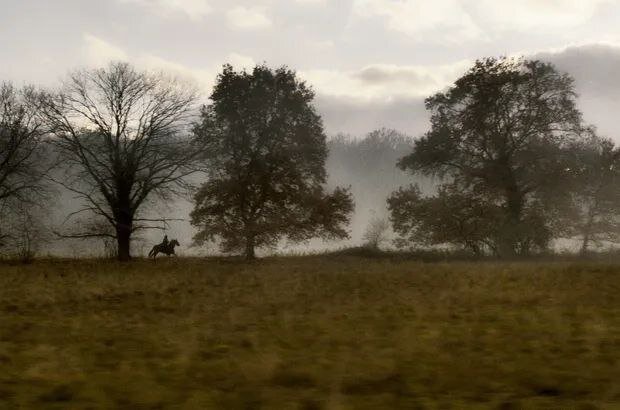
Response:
2,0,620,138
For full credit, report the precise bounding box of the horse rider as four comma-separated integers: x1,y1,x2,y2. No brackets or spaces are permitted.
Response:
162,234,169,248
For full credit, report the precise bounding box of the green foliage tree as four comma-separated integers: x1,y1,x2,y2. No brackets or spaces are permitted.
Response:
389,184,502,255
392,57,583,256
191,65,354,259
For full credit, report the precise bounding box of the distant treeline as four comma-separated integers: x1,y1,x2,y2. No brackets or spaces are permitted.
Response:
1,57,618,261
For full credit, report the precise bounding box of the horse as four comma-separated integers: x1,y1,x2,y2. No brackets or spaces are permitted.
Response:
148,239,180,259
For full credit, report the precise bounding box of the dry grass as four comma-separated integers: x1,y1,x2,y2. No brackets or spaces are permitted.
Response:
1,256,619,409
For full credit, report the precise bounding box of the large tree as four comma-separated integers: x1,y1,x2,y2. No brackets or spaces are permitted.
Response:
191,65,353,259
392,57,583,256
42,62,199,261
0,82,50,248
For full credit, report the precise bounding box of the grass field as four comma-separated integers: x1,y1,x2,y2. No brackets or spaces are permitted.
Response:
1,255,619,409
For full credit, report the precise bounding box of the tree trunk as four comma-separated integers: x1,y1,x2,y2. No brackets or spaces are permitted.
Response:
500,182,525,258
116,225,131,261
245,235,256,260
469,243,481,257
115,201,133,262
580,204,596,256
580,221,593,256
580,233,590,256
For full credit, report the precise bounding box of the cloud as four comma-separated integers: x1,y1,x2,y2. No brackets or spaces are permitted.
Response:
313,43,620,139
352,0,614,43
78,32,620,142
135,52,256,95
226,52,256,70
80,32,432,136
355,65,434,86
82,34,128,66
472,0,613,31
119,0,211,20
300,60,471,101
138,54,216,93
534,43,620,140
226,6,272,30
81,33,255,97
352,0,483,44
316,94,428,136
314,42,620,138
307,39,335,51
295,0,328,4
537,43,620,98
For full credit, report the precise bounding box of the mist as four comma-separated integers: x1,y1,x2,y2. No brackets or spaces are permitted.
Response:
35,129,421,257
4,45,620,259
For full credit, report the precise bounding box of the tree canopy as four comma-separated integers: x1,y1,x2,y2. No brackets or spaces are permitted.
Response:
191,64,353,259
391,57,584,256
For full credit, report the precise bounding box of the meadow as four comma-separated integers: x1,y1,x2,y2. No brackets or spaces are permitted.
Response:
1,255,619,409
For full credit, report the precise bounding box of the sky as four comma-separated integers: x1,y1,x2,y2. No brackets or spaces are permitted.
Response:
2,0,620,138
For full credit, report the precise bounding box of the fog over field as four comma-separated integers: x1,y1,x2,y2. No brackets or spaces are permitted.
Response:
14,44,620,257
43,130,420,257
34,44,620,257
4,0,620,257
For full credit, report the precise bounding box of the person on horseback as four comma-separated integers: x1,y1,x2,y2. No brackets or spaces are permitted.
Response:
149,237,180,259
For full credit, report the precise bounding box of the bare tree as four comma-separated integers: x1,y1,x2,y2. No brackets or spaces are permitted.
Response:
0,201,51,263
362,214,390,250
41,62,199,261
0,83,51,260
0,82,49,212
